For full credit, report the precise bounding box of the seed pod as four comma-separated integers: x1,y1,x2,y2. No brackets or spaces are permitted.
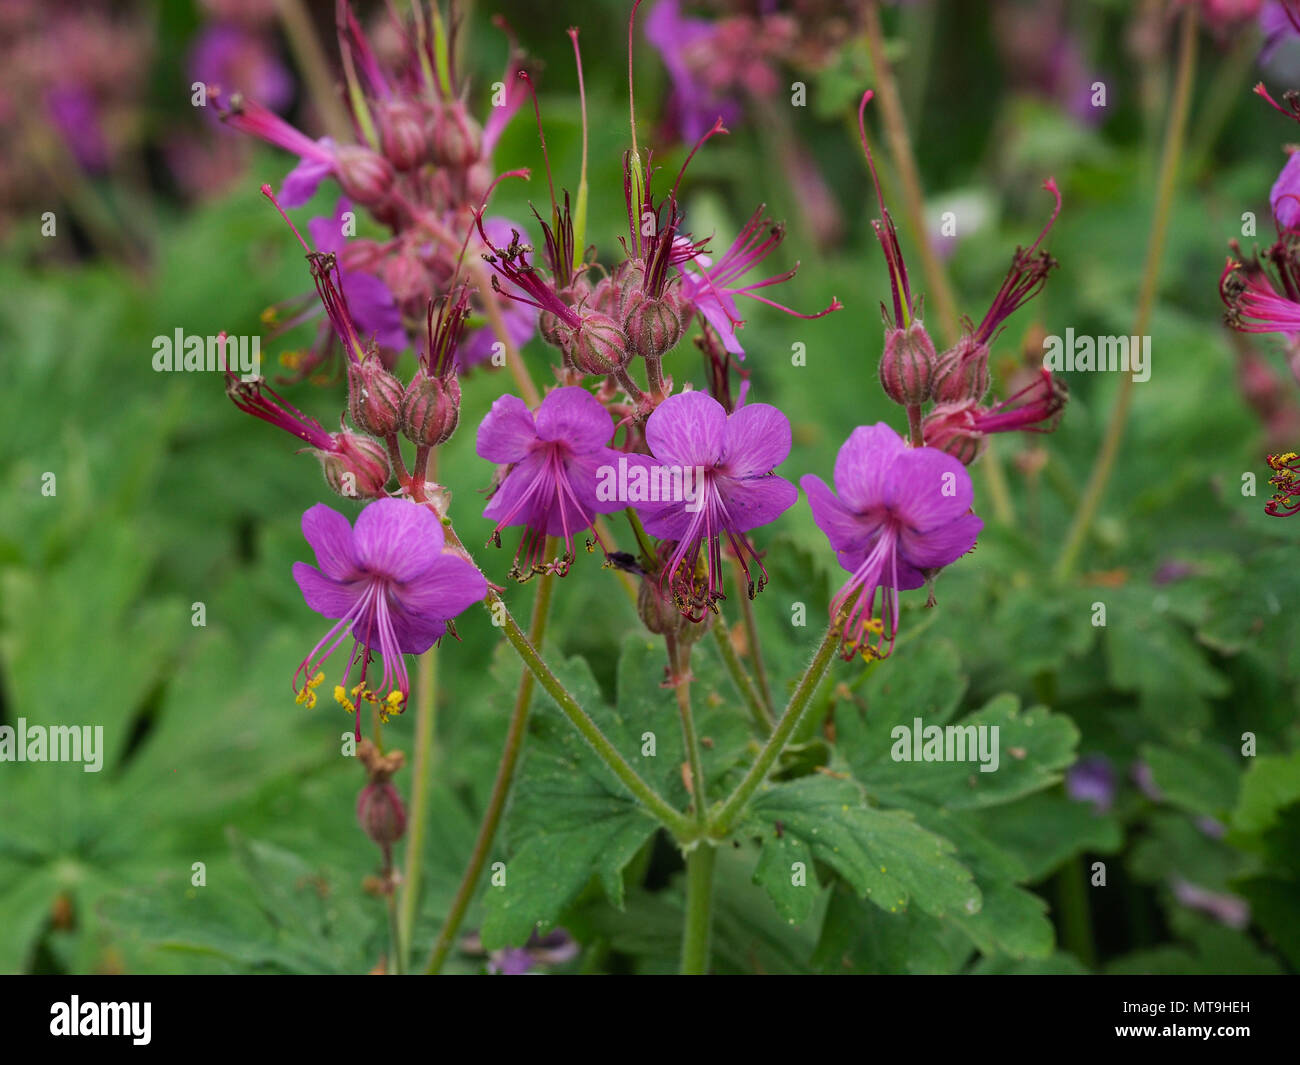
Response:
624,290,684,359
931,335,991,403
376,99,428,171
569,313,629,377
334,145,395,206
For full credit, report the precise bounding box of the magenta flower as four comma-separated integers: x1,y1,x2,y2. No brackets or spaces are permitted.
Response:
634,391,797,620
677,207,842,357
292,499,487,739
477,387,628,576
801,423,982,660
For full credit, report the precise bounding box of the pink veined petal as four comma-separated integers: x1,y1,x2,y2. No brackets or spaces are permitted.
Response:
897,512,982,570
885,447,975,528
801,474,883,557
301,503,360,580
720,402,792,477
477,393,540,463
566,448,638,515
534,386,616,453
394,553,488,626
833,423,909,512
646,390,729,467
483,449,554,530
692,290,745,357
715,473,797,533
293,560,366,618
352,498,446,582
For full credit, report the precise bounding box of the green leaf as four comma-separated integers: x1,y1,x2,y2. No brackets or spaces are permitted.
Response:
1141,742,1241,818
742,774,980,921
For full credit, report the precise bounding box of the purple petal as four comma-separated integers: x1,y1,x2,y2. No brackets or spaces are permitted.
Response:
308,198,351,256
720,403,791,477
716,474,797,533
393,554,487,636
646,390,728,466
897,512,982,570
566,448,638,515
832,423,908,512
278,147,335,207
352,499,446,582
342,270,409,352
483,450,552,529
477,394,539,463
801,474,881,556
1271,151,1300,230
887,447,976,528
534,387,616,453
301,503,360,579
292,561,364,618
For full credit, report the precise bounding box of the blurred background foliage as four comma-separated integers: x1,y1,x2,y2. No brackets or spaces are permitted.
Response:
0,0,1297,974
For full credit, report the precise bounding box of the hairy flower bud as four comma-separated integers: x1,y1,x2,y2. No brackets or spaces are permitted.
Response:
334,145,395,206
319,431,391,498
624,290,684,359
375,99,428,171
569,313,629,377
430,105,482,168
347,353,404,437
400,368,461,447
931,335,991,403
921,402,985,465
357,780,406,847
879,321,936,406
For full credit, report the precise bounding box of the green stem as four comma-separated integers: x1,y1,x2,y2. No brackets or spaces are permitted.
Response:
387,884,405,974
711,622,840,836
425,567,556,974
1056,854,1097,969
399,644,437,952
1054,5,1197,582
712,616,773,734
733,562,774,716
680,843,717,975
670,637,707,825
494,589,694,838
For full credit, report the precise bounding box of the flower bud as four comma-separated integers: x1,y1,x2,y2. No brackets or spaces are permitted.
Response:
381,249,428,305
400,368,461,447
357,780,406,848
921,402,984,465
375,99,428,171
624,290,684,359
430,104,482,168
931,335,991,403
334,145,395,206
319,431,391,498
879,321,936,406
569,313,629,377
347,353,405,437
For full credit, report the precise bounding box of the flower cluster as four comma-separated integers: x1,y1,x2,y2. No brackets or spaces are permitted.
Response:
213,1,536,380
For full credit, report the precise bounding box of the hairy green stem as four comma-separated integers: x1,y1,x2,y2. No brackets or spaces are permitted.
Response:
399,643,437,954
680,843,717,975
425,567,556,974
711,621,840,836
1054,5,1197,581
712,616,773,734
670,636,707,825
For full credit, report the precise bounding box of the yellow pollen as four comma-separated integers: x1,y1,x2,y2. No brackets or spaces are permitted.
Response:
334,685,356,714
